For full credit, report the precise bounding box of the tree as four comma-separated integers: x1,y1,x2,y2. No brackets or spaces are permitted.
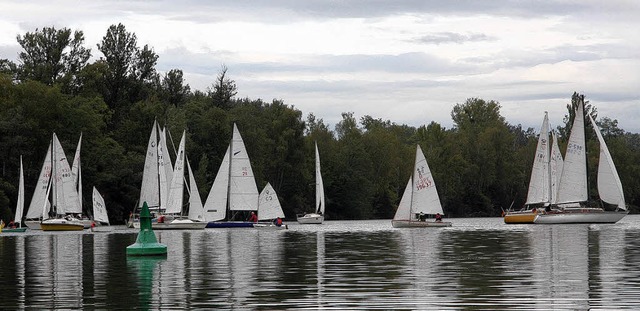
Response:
209,65,237,109
162,69,191,106
15,27,90,92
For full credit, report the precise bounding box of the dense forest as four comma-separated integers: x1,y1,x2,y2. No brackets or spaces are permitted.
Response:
1,24,640,224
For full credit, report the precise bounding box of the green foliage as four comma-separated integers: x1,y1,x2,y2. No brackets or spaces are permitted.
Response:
16,26,91,92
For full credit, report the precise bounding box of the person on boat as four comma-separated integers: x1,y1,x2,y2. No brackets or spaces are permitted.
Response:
417,212,427,221
158,215,165,223
8,221,15,229
248,212,258,223
274,217,283,227
435,213,442,222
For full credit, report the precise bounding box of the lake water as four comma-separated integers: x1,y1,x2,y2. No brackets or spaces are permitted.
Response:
1,216,640,310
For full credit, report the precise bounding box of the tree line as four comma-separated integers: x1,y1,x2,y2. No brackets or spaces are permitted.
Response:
2,25,640,224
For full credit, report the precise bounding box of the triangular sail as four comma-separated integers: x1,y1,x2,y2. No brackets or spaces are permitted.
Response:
526,113,550,205
411,145,444,215
203,146,230,221
158,126,172,211
14,156,25,225
556,99,588,204
26,142,52,219
315,143,326,215
187,159,205,221
229,124,259,211
393,178,413,221
92,187,109,225
53,133,81,215
257,182,285,220
589,115,626,210
139,121,160,208
165,131,186,215
71,133,82,212
550,131,564,204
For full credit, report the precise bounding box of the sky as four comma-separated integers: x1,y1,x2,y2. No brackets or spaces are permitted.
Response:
1,0,639,133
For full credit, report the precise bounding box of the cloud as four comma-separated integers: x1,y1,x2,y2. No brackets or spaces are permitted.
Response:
414,32,496,45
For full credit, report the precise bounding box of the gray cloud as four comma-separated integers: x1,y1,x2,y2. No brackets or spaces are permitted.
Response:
414,32,496,45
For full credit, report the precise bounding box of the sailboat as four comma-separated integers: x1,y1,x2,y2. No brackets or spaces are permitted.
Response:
392,145,452,228
534,95,628,224
153,131,206,230
504,112,564,224
205,123,260,228
297,142,325,224
40,133,85,231
4,156,28,232
254,182,287,229
129,121,173,228
90,187,113,232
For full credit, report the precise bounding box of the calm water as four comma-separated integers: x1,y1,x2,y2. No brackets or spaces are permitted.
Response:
1,216,640,310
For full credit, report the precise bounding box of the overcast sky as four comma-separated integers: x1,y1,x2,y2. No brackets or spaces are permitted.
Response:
1,0,639,133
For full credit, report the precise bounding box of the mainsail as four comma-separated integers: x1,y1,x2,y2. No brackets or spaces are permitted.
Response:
556,100,588,204
228,123,259,211
257,182,285,220
526,113,551,205
411,145,444,215
315,142,325,215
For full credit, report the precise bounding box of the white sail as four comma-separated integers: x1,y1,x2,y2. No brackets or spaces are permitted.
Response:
589,115,626,209
165,131,186,215
158,126,172,211
229,123,259,211
53,133,81,214
315,142,326,215
411,145,444,215
92,187,109,225
257,182,285,220
203,146,230,221
160,127,174,184
550,131,564,204
187,159,205,221
26,143,51,219
556,100,588,204
525,113,550,205
139,121,160,208
393,178,413,221
14,156,25,225
71,133,82,212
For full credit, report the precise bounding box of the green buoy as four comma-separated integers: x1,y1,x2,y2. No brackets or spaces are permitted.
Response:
127,202,167,256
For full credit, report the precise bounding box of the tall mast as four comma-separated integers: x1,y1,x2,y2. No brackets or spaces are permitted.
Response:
226,124,233,220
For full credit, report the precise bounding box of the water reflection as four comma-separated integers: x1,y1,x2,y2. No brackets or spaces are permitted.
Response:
1,218,640,309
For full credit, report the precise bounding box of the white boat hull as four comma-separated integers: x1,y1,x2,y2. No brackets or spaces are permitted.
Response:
152,219,207,230
253,223,288,230
392,220,452,228
91,225,114,232
297,213,324,224
534,209,627,224
24,220,42,230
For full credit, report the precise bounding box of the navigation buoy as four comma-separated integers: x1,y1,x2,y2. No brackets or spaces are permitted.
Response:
126,202,167,256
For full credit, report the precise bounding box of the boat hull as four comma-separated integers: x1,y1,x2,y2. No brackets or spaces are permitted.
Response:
2,227,28,233
504,211,537,224
253,223,288,230
534,209,628,224
91,226,114,232
297,213,324,224
392,220,452,228
152,220,207,230
40,219,85,231
205,221,255,228
24,220,42,230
